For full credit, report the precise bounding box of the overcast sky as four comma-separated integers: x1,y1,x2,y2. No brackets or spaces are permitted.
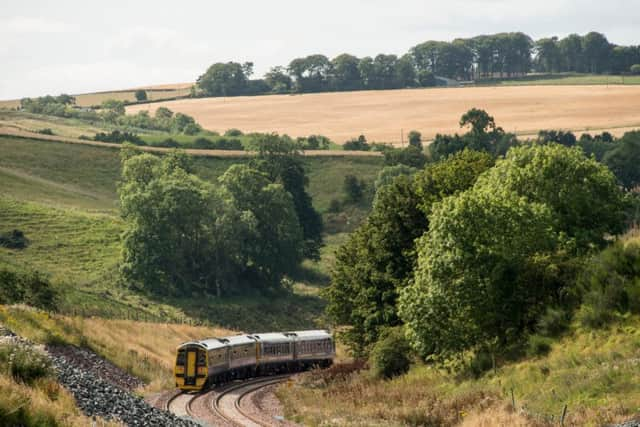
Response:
2,0,639,100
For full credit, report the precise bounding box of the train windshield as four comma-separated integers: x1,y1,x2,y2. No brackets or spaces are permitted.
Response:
176,349,186,366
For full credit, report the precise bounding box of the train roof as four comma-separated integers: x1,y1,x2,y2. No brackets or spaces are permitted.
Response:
195,338,228,350
252,332,292,343
221,335,257,346
287,330,332,340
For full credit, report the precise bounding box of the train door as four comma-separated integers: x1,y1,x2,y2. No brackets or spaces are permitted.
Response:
185,349,197,386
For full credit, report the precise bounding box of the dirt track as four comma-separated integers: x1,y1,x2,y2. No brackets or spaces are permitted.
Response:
127,85,640,144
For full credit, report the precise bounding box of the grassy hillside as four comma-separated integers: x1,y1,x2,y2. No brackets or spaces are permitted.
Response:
278,314,640,426
0,134,383,330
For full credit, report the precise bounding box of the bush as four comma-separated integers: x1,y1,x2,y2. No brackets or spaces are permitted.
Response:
225,128,243,137
0,269,57,310
535,307,569,337
0,229,28,249
134,89,147,101
155,138,180,148
368,327,412,379
327,199,342,213
36,128,54,135
94,130,144,145
0,344,54,385
526,334,553,357
192,137,215,149
343,175,365,203
631,64,640,75
343,135,370,151
578,238,640,329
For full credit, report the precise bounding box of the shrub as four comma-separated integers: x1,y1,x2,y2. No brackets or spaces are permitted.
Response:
343,175,365,203
343,135,370,151
192,137,215,149
631,64,640,75
0,269,57,310
578,238,640,329
155,138,180,148
134,89,147,101
0,229,28,249
526,334,553,357
36,128,54,135
224,128,243,137
0,344,54,385
94,130,144,145
368,327,412,379
327,199,342,213
535,307,569,337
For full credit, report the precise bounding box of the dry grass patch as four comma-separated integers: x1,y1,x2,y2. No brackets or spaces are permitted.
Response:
0,306,236,393
127,85,640,144
0,373,118,427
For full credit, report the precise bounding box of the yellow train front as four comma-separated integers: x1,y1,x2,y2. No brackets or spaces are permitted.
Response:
174,330,335,392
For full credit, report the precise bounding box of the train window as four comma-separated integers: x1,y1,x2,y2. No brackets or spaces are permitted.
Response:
176,350,186,366
197,351,206,366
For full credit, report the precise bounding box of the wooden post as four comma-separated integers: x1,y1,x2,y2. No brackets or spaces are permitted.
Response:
560,404,567,426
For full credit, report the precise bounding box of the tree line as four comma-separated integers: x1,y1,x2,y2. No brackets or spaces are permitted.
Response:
326,109,640,373
118,136,323,298
196,31,640,97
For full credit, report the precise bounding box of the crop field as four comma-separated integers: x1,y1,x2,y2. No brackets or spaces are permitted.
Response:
127,85,640,144
0,82,193,110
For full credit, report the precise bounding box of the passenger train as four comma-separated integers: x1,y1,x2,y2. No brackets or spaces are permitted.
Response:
174,330,335,391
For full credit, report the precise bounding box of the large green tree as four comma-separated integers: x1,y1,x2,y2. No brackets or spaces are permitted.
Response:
399,187,558,360
326,150,494,354
477,144,626,250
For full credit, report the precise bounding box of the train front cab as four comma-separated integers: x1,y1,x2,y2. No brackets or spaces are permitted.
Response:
175,343,208,391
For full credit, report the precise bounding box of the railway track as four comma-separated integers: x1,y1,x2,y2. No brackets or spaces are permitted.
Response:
164,375,292,426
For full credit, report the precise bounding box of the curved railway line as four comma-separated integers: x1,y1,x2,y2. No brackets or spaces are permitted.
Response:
163,375,293,426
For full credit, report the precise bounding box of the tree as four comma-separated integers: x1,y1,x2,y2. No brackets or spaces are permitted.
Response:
326,150,493,354
603,130,640,190
460,108,497,135
265,66,293,93
330,54,362,91
343,175,365,203
399,187,558,360
219,164,304,287
134,90,147,102
582,32,612,73
383,146,427,168
250,134,323,260
631,64,640,75
559,34,584,72
374,165,418,192
535,37,562,72
100,99,125,122
477,144,626,251
197,62,251,97
408,130,422,148
288,55,331,92
343,135,370,151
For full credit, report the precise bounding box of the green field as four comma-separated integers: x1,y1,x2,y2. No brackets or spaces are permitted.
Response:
481,73,640,86
0,135,383,329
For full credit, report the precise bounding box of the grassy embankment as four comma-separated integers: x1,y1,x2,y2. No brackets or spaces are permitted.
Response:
278,234,640,427
0,134,383,330
279,316,640,426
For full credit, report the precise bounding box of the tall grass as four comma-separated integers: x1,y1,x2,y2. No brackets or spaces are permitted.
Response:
278,315,640,426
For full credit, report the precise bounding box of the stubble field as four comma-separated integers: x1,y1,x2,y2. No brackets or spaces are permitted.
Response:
127,85,640,144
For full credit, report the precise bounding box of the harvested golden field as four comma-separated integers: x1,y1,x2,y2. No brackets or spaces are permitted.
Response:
127,85,640,144
0,84,193,109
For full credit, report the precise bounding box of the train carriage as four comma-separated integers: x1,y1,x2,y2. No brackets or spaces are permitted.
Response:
254,332,294,374
226,335,258,378
289,330,335,368
175,339,228,391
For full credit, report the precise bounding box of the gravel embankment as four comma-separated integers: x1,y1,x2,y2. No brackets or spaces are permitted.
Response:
0,324,198,426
